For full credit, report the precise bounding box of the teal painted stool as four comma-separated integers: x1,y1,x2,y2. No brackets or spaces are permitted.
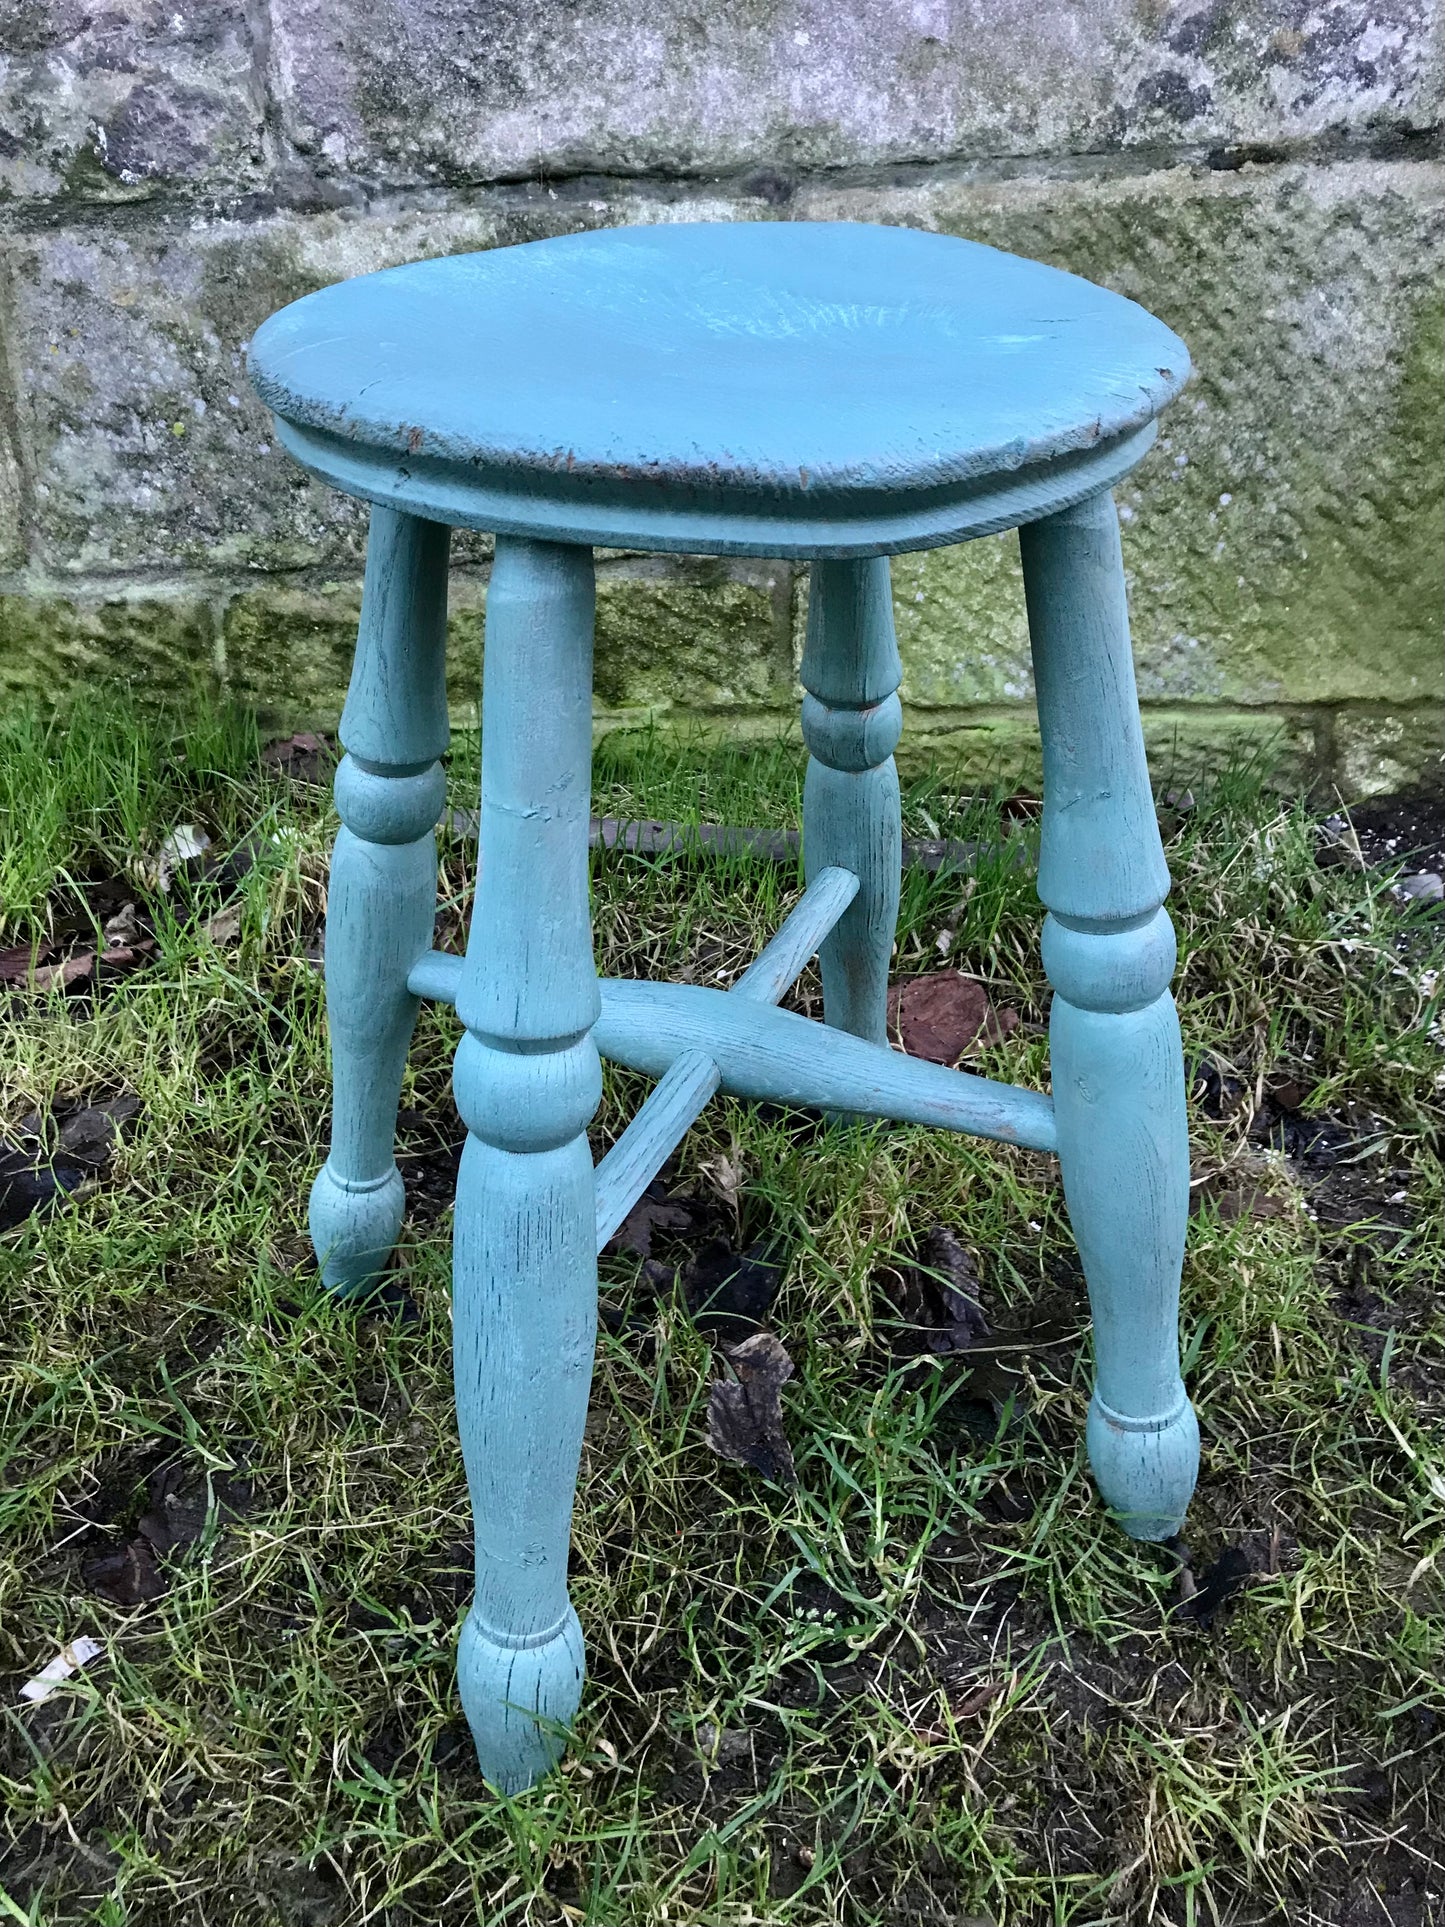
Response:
249,220,1199,1792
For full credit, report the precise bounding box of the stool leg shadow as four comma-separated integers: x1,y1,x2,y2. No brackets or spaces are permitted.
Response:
801,557,903,1048
309,507,450,1298
1022,491,1199,1542
451,537,602,1792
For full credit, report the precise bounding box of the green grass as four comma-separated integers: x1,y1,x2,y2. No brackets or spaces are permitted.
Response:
1,697,1443,1926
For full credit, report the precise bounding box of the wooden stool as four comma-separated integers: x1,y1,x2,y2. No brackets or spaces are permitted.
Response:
250,220,1199,1792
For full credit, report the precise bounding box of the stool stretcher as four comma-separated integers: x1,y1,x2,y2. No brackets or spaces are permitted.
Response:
407,948,1058,1161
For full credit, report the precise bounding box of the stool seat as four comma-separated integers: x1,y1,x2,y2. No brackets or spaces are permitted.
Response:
249,221,1189,557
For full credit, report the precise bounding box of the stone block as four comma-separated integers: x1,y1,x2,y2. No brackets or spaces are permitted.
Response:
5,148,1440,794
0,2,267,203
221,561,789,726
0,432,24,571
0,590,218,702
896,702,1320,791
593,563,791,713
3,201,583,574
266,0,1438,190
1332,704,1445,797
793,160,1444,719
223,578,486,726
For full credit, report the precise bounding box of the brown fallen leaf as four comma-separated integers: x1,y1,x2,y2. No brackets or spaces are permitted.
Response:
203,906,243,947
887,972,1018,1066
0,941,57,985
137,1462,254,1556
683,1238,782,1343
83,1538,166,1607
1174,1545,1253,1628
951,1678,1005,1720
1265,1073,1308,1113
699,1144,744,1214
262,732,335,785
1193,1182,1286,1223
0,1093,141,1232
706,1331,796,1487
84,1460,254,1607
95,940,154,979
56,1094,142,1170
881,1226,989,1357
606,1183,694,1258
32,951,96,993
103,901,142,948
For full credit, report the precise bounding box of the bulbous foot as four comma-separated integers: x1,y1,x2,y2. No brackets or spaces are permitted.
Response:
457,1606,586,1794
1087,1392,1200,1542
307,1160,405,1299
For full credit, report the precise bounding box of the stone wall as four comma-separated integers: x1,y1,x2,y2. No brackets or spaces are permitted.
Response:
2,2,1442,795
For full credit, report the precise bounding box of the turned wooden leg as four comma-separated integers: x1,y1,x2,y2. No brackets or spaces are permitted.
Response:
1021,490,1199,1542
800,557,903,1045
309,507,450,1298
452,536,601,1792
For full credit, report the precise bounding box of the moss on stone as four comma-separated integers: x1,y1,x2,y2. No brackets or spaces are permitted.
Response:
799,161,1445,721
222,580,485,726
1332,704,1445,798
0,592,219,702
895,702,1319,791
594,566,791,712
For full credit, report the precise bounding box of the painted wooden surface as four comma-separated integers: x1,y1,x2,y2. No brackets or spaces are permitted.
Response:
730,863,860,1006
592,1049,721,1254
801,558,903,1045
249,222,1188,559
592,864,860,1248
265,220,1201,1793
450,536,602,1794
308,506,449,1298
593,981,1058,1153
408,948,1057,1155
1021,491,1199,1542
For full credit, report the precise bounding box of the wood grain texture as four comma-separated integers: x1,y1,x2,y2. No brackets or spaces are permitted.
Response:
591,864,861,1248
250,222,1186,558
592,981,1058,1154
802,559,903,1046
308,506,449,1298
592,1049,721,1253
1022,489,1199,1542
451,536,602,1793
408,948,1057,1154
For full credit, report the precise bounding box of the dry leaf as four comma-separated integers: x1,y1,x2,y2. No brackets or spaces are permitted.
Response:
699,1145,744,1213
153,823,212,892
706,1332,796,1487
882,1226,989,1357
262,732,334,785
1175,1545,1253,1628
606,1184,694,1258
887,972,1019,1066
0,942,55,985
683,1239,782,1343
83,1538,166,1606
103,902,142,948
204,906,243,947
32,951,95,993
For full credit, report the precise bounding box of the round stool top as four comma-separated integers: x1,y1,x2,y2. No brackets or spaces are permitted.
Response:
250,221,1188,558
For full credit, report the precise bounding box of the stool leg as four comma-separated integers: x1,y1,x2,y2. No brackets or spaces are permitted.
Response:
1020,491,1199,1542
309,507,450,1297
800,558,903,1045
452,536,601,1792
